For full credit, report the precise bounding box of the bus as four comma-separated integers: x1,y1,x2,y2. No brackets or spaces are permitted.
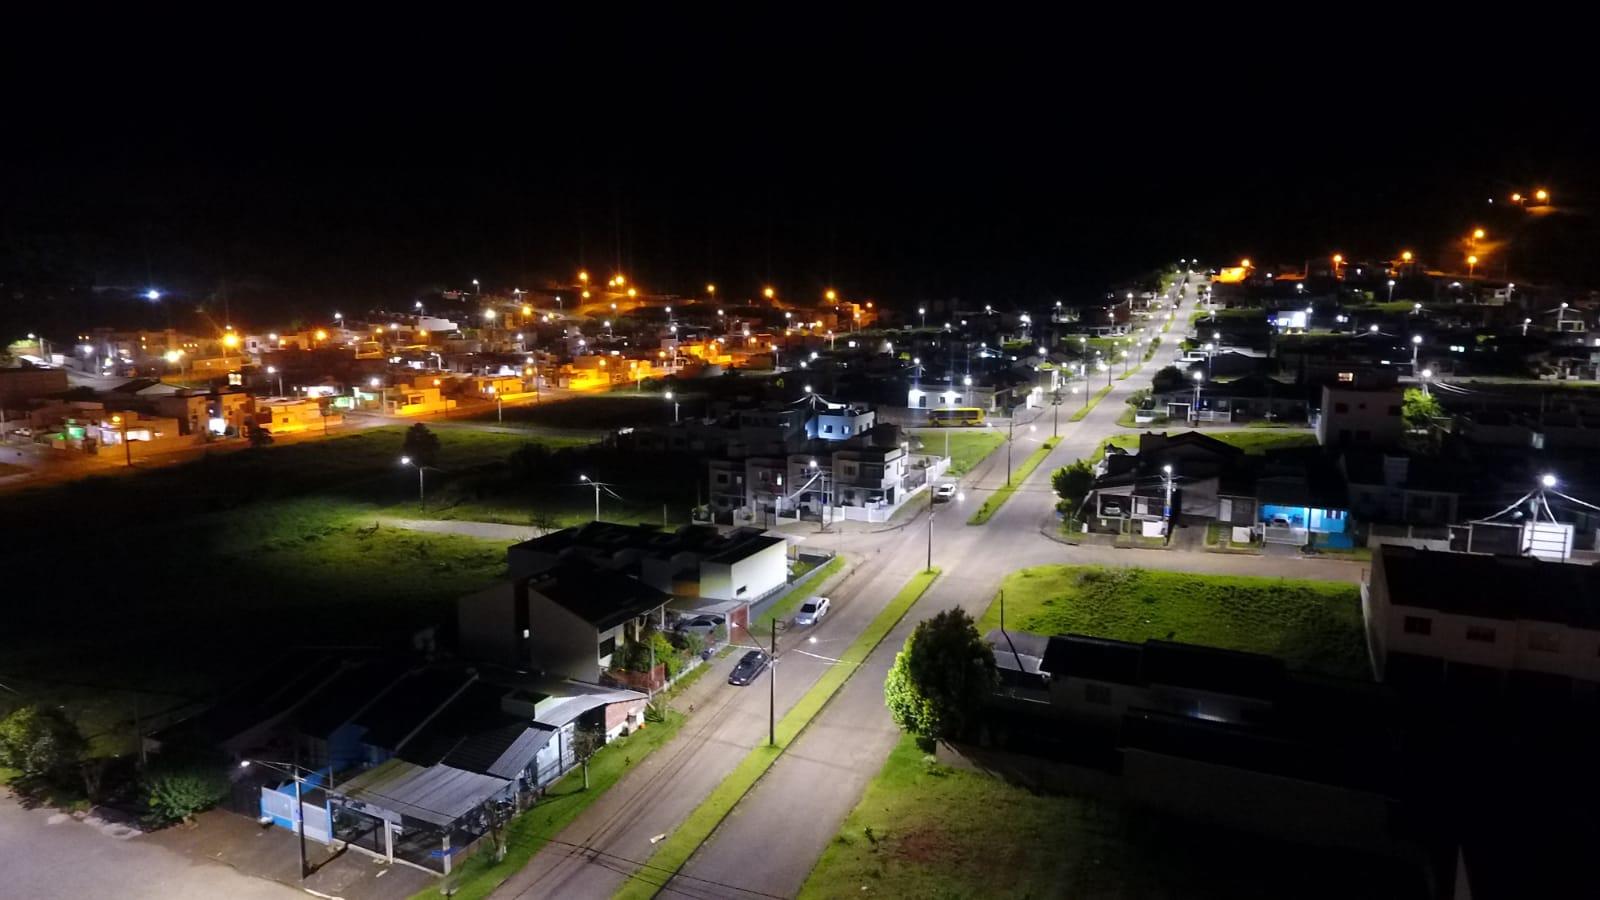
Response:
927,407,986,427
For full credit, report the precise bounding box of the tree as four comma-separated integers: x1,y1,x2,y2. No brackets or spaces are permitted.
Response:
571,726,606,790
884,608,996,742
1150,365,1186,394
1401,388,1444,429
0,705,85,778
1125,388,1152,410
1051,459,1095,513
143,761,229,826
247,424,274,448
401,423,441,467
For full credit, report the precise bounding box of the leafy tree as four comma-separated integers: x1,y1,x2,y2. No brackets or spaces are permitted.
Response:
1401,388,1444,429
884,608,996,741
1150,365,1186,394
0,705,85,778
143,761,228,826
1125,388,1152,410
247,424,274,448
401,423,441,466
1051,459,1095,512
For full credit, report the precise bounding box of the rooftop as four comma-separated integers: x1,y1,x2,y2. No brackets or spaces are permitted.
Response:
1376,546,1600,628
528,561,670,630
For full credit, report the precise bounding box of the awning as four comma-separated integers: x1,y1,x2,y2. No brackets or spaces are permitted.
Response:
335,759,510,828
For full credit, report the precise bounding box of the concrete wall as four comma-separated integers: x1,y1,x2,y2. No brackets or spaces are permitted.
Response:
1122,750,1395,855
457,584,517,667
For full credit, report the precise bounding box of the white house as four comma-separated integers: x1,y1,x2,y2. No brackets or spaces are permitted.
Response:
1316,385,1405,448
1365,545,1600,688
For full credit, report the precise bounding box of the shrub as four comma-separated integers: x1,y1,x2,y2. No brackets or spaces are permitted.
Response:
144,761,229,826
0,706,85,778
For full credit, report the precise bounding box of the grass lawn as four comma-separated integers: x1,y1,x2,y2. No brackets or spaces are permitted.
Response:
800,734,1413,899
908,429,1004,476
470,392,675,432
1204,429,1318,454
1068,384,1114,422
616,570,940,900
967,438,1059,524
753,556,846,633
980,565,1368,679
426,710,686,900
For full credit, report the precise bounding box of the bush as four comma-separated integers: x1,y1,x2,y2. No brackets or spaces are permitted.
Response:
144,761,229,826
0,706,85,778
884,608,996,741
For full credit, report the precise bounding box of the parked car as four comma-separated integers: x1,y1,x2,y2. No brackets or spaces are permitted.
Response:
793,596,830,626
932,482,957,503
728,649,771,686
675,614,726,641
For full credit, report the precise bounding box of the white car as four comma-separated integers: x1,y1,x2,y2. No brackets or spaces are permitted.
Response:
933,482,957,503
793,596,830,626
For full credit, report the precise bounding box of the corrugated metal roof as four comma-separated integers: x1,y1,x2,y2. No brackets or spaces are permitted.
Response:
336,759,509,828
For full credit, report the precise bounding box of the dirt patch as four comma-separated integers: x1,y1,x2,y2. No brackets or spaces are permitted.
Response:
891,825,958,865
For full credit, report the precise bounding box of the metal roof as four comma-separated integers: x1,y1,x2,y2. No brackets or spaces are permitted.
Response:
336,759,509,828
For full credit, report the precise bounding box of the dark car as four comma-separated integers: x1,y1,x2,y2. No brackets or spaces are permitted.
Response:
728,649,771,686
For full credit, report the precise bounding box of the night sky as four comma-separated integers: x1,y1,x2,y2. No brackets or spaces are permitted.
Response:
5,45,1598,333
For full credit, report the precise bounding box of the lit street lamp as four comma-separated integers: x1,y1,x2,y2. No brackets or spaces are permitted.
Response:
267,366,283,396
665,390,679,423
400,456,437,507
1387,279,1396,302
1411,334,1424,376
1190,370,1204,423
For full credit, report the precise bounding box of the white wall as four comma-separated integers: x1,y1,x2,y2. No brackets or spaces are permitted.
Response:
1385,601,1600,683
700,540,788,602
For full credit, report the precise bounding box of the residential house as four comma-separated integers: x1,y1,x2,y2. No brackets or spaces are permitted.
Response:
1315,385,1405,448
507,521,787,612
1340,451,1462,527
1365,545,1600,692
253,397,341,434
806,399,875,441
457,562,671,683
1085,431,1256,535
829,432,908,509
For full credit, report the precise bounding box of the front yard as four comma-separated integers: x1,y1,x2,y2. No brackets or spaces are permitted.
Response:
979,565,1369,679
908,428,1004,476
800,735,1413,898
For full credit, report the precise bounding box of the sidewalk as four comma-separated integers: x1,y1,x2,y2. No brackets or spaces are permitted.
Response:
143,808,436,900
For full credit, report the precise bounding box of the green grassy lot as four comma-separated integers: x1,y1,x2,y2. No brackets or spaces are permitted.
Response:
615,570,940,900
799,734,1413,899
426,711,686,900
967,439,1059,524
908,428,1004,476
980,565,1368,679
1068,384,1114,421
0,425,651,753
470,392,675,432
1205,429,1318,454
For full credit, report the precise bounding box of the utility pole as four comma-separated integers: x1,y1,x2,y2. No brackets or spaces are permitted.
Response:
926,507,934,571
1006,417,1014,486
769,619,777,747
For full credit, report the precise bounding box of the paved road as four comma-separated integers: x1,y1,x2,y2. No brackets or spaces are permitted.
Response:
0,795,298,900
662,280,1366,899
487,280,1368,900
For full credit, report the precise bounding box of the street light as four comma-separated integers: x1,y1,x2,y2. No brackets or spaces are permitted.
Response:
267,366,283,396
1411,334,1423,375
238,759,313,880
109,413,132,466
145,289,161,301
1523,317,1533,336
665,390,679,423
1420,368,1433,395
1190,370,1204,423
1387,279,1397,302
1467,255,1479,277
400,455,437,506
579,474,603,521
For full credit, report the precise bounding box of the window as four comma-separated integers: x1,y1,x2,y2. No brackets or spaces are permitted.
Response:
1337,372,1355,383
736,585,748,596
1403,616,1432,636
825,424,835,434
1528,631,1561,653
1465,626,1496,643
598,636,616,658
1084,683,1112,705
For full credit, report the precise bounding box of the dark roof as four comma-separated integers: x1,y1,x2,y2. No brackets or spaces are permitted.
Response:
1041,634,1142,683
155,651,346,745
291,658,412,739
530,562,670,630
1377,546,1600,628
1037,634,1285,701
1141,640,1286,699
397,681,509,767
512,522,781,569
352,668,474,752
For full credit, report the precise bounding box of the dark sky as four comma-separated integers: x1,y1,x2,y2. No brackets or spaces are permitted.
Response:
5,38,1598,332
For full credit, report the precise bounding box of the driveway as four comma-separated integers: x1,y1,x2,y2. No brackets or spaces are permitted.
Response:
0,794,297,900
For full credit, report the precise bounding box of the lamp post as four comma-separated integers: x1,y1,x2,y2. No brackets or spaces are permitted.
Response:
1387,279,1396,302
665,390,679,423
267,366,283,397
926,506,935,572
919,306,927,329
1162,464,1174,524
580,474,601,521
239,759,312,880
1558,302,1570,330
1191,370,1204,423
110,414,132,467
1420,368,1433,396
489,386,502,423
400,456,436,507
1411,334,1423,377
963,374,972,408
1522,317,1532,337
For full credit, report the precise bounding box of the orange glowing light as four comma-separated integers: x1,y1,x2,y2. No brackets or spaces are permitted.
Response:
578,271,589,282
1401,251,1413,263
1535,189,1549,202
1472,228,1486,240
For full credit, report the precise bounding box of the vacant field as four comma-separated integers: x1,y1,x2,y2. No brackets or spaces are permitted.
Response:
980,565,1368,679
472,392,676,431
801,735,1417,899
908,428,1004,476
